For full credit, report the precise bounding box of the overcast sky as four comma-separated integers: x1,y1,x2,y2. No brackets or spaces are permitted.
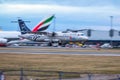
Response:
0,0,120,31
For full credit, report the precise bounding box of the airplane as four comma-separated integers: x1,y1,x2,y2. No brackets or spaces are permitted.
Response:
18,15,88,46
19,31,88,46
0,15,54,46
7,14,88,47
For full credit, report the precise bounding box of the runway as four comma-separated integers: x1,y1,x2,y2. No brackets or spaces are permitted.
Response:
0,46,120,56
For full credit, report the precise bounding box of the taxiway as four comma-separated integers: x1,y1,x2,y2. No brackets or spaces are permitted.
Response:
0,46,120,56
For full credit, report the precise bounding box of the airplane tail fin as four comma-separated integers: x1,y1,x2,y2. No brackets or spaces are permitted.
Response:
32,15,54,32
18,19,31,34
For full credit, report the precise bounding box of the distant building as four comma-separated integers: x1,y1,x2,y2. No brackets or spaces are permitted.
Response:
80,29,120,46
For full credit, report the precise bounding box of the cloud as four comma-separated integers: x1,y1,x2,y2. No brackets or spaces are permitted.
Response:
1,3,120,24
1,3,119,16
1,0,120,31
1,0,119,7
0,4,79,14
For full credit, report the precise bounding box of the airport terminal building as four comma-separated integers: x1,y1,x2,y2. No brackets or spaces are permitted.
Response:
80,29,120,46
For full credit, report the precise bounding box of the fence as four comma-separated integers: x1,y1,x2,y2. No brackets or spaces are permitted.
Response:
0,68,120,80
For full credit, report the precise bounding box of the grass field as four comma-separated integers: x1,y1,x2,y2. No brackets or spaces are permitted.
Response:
0,53,120,74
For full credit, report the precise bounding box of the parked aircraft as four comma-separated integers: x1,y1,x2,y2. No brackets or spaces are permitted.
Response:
0,15,54,46
18,15,88,46
19,31,88,46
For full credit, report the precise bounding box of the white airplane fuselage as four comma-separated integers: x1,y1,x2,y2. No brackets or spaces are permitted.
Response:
20,32,88,43
0,31,21,46
0,31,20,39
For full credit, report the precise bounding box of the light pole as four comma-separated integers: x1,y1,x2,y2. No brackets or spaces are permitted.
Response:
110,16,113,47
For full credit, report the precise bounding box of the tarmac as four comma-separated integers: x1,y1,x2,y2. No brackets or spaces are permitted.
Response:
0,46,120,56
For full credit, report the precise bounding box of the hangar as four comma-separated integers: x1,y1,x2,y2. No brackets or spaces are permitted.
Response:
81,29,120,46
